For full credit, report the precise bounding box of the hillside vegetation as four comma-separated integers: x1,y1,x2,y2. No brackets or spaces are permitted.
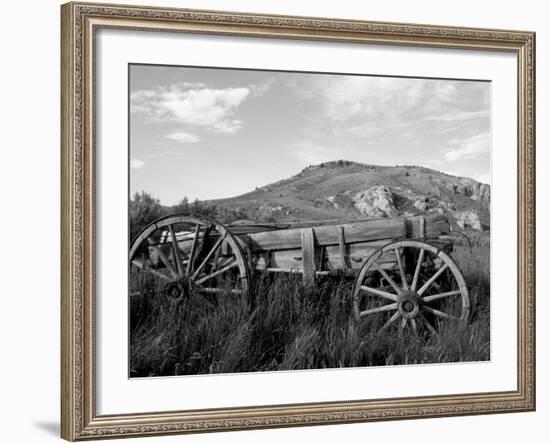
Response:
212,161,490,232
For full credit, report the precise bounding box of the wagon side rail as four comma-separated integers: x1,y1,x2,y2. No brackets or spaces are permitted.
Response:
239,213,451,283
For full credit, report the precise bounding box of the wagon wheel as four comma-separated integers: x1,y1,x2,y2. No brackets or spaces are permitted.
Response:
352,240,470,337
129,214,249,300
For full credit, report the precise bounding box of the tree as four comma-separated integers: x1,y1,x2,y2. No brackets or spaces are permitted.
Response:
173,196,190,214
129,191,162,240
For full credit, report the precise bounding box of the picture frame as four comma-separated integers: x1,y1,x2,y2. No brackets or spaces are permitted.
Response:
61,1,536,440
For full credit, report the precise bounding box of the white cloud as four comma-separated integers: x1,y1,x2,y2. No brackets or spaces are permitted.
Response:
334,122,381,138
131,84,251,134
250,78,276,96
309,76,429,122
294,76,490,140
444,132,490,161
428,109,489,122
130,158,145,169
165,132,200,144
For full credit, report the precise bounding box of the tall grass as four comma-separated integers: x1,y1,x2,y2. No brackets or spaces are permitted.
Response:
130,245,490,377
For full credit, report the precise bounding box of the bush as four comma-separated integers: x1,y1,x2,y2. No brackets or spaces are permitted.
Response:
129,191,162,240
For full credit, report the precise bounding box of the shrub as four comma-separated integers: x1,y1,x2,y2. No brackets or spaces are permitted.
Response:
129,191,162,240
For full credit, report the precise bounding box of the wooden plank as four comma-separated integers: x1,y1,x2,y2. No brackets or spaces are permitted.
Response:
419,216,426,239
338,226,347,271
409,213,449,238
301,228,316,287
251,240,393,272
248,217,406,252
163,214,449,255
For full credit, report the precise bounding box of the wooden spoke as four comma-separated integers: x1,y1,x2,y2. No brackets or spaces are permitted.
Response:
394,248,409,290
186,224,201,276
130,214,250,302
423,290,461,303
352,239,470,337
191,233,227,280
196,287,245,295
417,263,449,296
359,285,399,302
422,305,460,321
379,311,401,334
359,302,398,318
373,262,402,295
168,224,184,277
418,313,438,337
147,241,179,279
195,260,238,286
411,318,418,334
131,259,172,282
210,244,223,272
411,248,424,291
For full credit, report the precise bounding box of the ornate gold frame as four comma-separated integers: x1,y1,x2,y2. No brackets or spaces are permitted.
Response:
61,2,536,440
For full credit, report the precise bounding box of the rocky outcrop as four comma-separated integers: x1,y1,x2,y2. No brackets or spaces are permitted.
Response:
326,195,337,208
470,182,490,203
446,178,490,205
454,210,483,231
353,186,398,217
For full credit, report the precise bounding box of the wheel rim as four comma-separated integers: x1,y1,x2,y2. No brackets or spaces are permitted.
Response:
352,240,470,336
129,214,249,299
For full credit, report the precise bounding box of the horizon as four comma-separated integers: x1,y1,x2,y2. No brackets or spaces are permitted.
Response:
130,65,491,205
131,160,490,206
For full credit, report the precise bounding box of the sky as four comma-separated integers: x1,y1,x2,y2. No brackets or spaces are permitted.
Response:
130,64,491,205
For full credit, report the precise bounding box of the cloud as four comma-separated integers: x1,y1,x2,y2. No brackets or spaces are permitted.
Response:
333,122,382,138
131,83,251,134
165,132,200,144
130,158,145,169
250,78,276,96
307,76,429,123
293,76,490,139
428,109,489,122
444,132,490,161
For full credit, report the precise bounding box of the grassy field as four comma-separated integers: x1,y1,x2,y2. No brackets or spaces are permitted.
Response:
129,245,490,377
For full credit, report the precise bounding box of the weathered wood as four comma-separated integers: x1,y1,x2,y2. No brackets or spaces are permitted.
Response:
338,226,347,271
192,233,227,280
301,228,316,287
244,214,449,252
163,213,449,255
251,240,396,272
248,218,405,252
411,248,425,291
186,224,200,275
168,224,184,276
417,263,449,295
419,215,426,239
411,213,448,238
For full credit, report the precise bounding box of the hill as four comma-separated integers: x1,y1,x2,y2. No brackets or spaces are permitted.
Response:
211,160,490,231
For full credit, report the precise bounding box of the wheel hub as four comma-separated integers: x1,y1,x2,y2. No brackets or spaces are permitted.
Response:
164,276,192,300
398,290,421,319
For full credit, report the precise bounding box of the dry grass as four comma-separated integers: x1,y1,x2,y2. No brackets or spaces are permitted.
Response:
130,245,490,377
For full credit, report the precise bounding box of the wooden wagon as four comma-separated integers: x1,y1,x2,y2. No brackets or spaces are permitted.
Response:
130,213,470,336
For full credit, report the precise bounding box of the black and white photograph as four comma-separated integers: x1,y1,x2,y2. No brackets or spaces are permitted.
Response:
128,64,491,378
